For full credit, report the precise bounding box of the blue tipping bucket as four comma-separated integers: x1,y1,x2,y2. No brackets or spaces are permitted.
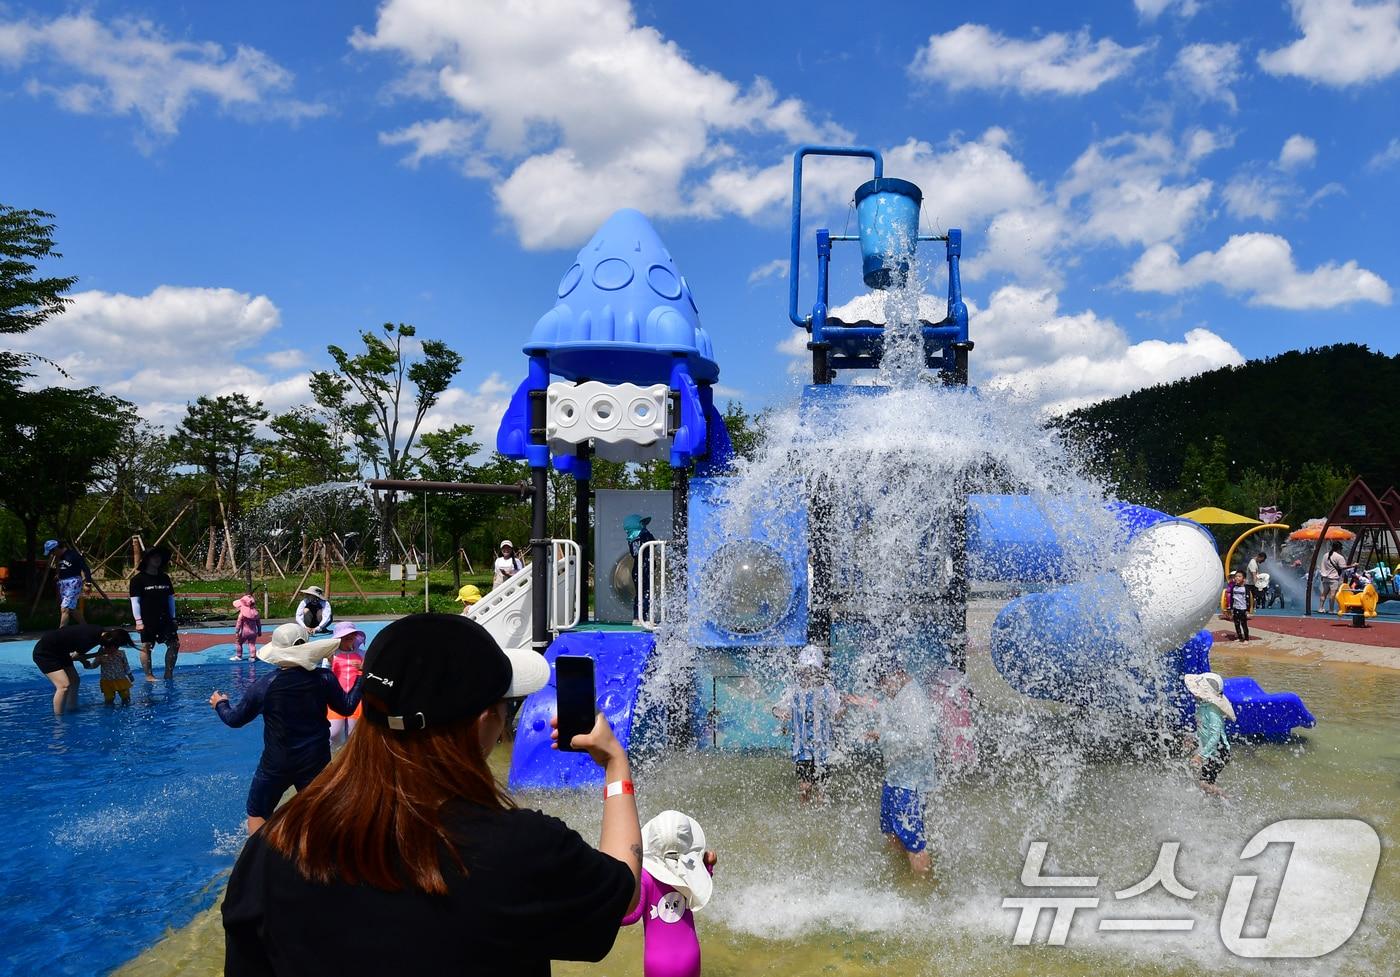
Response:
854,178,923,288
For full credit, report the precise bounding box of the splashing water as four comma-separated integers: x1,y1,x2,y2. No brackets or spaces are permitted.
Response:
618,257,1396,975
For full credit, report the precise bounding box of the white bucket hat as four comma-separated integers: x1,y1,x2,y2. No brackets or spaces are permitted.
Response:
642,810,711,912
258,622,341,670
1184,672,1236,722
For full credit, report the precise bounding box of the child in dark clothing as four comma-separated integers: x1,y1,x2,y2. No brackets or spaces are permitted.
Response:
1221,570,1252,641
210,622,362,834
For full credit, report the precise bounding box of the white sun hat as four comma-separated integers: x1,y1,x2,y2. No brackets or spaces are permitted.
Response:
1184,671,1236,722
641,810,712,912
300,585,327,599
258,622,341,670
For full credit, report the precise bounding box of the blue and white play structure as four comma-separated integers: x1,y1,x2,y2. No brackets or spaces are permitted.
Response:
448,146,1314,789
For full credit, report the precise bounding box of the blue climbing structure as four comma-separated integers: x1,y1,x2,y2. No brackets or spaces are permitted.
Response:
499,148,1313,790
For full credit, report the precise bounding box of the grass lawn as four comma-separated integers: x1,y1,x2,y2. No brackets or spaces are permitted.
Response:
3,568,497,633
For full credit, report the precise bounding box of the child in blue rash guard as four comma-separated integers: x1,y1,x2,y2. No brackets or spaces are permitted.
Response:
863,654,939,876
210,622,362,834
1185,672,1235,797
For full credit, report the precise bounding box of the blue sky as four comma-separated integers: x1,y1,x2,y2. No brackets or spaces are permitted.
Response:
2,0,1397,443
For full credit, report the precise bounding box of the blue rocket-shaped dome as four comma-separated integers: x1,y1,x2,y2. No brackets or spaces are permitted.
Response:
524,209,719,385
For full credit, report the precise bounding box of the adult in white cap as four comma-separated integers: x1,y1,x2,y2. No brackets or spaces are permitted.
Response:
1184,672,1236,797
295,585,334,634
492,539,524,589
45,538,101,628
222,613,641,975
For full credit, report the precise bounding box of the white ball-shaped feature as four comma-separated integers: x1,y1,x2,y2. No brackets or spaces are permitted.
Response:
1119,521,1223,651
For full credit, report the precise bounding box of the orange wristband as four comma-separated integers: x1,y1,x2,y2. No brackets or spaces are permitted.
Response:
603,780,634,799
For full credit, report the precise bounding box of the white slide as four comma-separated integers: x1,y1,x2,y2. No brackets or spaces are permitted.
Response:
467,547,580,652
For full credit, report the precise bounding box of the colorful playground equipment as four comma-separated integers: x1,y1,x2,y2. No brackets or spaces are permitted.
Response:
387,147,1314,790
1303,477,1400,616
1335,581,1379,619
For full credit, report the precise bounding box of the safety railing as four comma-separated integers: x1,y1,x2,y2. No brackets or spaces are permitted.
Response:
636,539,667,629
550,538,582,632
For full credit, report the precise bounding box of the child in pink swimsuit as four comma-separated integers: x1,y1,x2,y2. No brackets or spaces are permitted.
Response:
231,594,262,661
622,810,717,977
325,622,365,745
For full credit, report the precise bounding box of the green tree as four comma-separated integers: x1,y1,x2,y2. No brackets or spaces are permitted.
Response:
721,400,767,464
258,405,360,496
416,424,493,586
311,323,462,563
0,205,77,385
174,393,268,571
0,387,133,585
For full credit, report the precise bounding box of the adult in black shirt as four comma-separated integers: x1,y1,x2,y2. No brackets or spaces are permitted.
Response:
129,546,180,681
222,614,642,976
32,625,135,715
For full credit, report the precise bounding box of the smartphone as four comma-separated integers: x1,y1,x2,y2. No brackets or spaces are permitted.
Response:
554,655,597,752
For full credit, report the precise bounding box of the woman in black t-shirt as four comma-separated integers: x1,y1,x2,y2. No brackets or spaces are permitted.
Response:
222,614,642,976
32,625,135,715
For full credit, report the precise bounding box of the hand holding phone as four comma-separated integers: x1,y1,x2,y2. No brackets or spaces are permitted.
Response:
553,655,596,753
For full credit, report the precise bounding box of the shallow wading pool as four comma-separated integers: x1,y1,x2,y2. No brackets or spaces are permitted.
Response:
2,627,1397,977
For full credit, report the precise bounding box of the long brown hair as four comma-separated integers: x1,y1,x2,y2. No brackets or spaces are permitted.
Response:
263,715,512,894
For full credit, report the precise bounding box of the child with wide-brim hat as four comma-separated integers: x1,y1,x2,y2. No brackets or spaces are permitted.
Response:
1185,671,1235,796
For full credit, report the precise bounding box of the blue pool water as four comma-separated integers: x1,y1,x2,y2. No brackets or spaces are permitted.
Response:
0,623,391,976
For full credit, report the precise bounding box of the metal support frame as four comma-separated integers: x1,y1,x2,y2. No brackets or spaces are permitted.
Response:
637,539,667,630
549,538,583,632
574,443,592,622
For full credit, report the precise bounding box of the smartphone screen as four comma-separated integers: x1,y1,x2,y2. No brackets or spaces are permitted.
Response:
554,655,597,752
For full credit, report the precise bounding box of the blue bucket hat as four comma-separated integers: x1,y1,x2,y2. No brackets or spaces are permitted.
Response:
623,514,652,541
43,540,60,556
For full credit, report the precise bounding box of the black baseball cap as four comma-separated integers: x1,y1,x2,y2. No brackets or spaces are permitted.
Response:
360,614,550,732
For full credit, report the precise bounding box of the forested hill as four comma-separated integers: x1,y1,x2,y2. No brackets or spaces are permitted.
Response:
1059,344,1400,498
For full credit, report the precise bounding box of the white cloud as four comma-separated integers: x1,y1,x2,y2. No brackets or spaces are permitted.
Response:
0,13,323,143
1173,42,1242,110
974,284,1241,414
1058,132,1214,246
8,285,313,426
969,204,1069,285
909,24,1146,95
1222,174,1291,221
419,373,514,453
1135,0,1201,19
1184,127,1235,162
822,285,1241,414
747,259,790,285
1259,0,1400,86
1127,233,1393,309
1278,133,1318,169
353,0,847,249
1366,137,1400,170
264,349,308,370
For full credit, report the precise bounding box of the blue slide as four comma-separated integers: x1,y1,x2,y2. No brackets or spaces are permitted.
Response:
969,494,1315,738
508,630,657,791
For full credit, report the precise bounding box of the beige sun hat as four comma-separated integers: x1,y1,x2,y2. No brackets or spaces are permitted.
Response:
300,585,327,599
258,622,341,670
642,810,712,912
1184,672,1236,722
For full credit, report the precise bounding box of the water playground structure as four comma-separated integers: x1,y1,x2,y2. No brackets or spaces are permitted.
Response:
377,146,1315,791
